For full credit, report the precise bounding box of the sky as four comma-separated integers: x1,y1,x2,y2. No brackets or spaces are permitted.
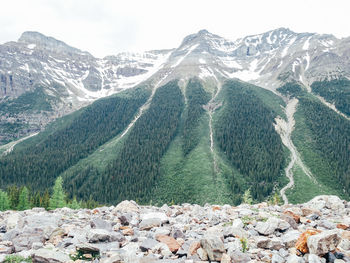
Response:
1,0,350,58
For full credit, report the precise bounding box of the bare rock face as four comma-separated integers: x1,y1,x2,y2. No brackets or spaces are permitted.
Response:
307,230,342,256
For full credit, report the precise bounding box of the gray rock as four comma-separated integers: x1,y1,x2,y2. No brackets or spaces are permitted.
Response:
90,218,113,231
256,217,290,235
114,200,139,213
196,247,208,261
307,230,341,256
286,254,305,263
256,236,271,249
76,243,100,253
200,234,225,261
272,253,285,263
308,254,326,263
6,227,45,252
87,229,125,243
282,230,300,248
140,238,159,252
229,251,251,263
318,220,336,230
32,248,70,263
139,218,162,230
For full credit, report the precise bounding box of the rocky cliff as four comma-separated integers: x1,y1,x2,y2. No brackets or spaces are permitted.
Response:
0,195,349,262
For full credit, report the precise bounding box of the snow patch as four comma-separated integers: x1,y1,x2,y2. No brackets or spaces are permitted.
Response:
171,44,199,68
199,58,206,64
303,37,311,50
27,44,36,49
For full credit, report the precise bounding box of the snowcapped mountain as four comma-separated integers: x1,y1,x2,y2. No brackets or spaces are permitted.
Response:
0,28,349,144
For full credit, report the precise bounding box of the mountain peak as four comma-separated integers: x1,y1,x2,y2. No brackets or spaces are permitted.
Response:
18,31,87,55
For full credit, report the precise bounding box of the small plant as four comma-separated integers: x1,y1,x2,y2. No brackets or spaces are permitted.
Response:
241,215,254,226
70,250,100,261
240,237,248,253
223,221,233,227
4,255,32,263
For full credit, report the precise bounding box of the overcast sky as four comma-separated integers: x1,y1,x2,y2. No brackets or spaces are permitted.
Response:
1,0,349,57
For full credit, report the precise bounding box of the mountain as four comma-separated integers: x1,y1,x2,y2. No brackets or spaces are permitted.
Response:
0,28,349,205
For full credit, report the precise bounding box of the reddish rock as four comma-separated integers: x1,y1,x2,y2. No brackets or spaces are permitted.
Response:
188,241,201,255
295,229,321,254
284,211,301,223
122,227,134,236
337,223,349,230
156,235,180,253
212,206,221,211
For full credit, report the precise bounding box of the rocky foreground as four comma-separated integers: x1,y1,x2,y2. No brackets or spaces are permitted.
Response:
0,195,350,263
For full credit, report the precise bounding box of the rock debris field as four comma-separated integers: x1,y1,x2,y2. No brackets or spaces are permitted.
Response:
1,195,350,263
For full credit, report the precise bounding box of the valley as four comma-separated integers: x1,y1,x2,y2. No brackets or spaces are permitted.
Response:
0,28,349,205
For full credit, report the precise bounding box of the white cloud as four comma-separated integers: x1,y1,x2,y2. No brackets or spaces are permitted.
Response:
0,0,350,57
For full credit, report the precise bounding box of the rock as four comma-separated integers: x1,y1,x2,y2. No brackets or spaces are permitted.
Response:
223,225,248,239
319,220,336,230
32,248,70,263
255,217,290,235
270,237,284,250
172,229,185,239
295,229,320,254
307,230,341,256
114,200,139,213
197,247,208,261
76,243,100,253
283,230,301,248
140,238,159,252
87,229,125,243
6,214,23,230
306,196,345,211
325,252,337,263
256,236,271,249
156,234,180,253
139,218,162,230
0,243,14,254
7,227,46,252
284,210,301,223
141,212,168,223
308,254,325,263
221,253,232,263
188,241,200,255
286,254,304,263
272,253,285,263
200,234,225,261
121,227,134,236
90,218,113,231
229,251,251,263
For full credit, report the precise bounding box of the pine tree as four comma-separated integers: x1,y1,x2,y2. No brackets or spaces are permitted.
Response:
17,187,30,211
49,177,66,209
0,190,10,211
242,188,253,205
68,196,80,209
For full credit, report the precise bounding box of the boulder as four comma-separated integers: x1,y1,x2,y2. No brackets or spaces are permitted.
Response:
200,234,225,261
140,238,159,252
113,200,139,213
32,248,70,263
282,230,301,248
139,218,162,230
255,217,290,235
87,229,125,243
156,234,180,253
295,229,320,254
307,230,341,256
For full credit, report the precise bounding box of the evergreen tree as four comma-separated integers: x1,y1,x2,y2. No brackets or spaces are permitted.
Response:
49,177,66,209
242,189,253,205
0,190,10,211
17,187,30,210
68,196,80,209
6,185,20,209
